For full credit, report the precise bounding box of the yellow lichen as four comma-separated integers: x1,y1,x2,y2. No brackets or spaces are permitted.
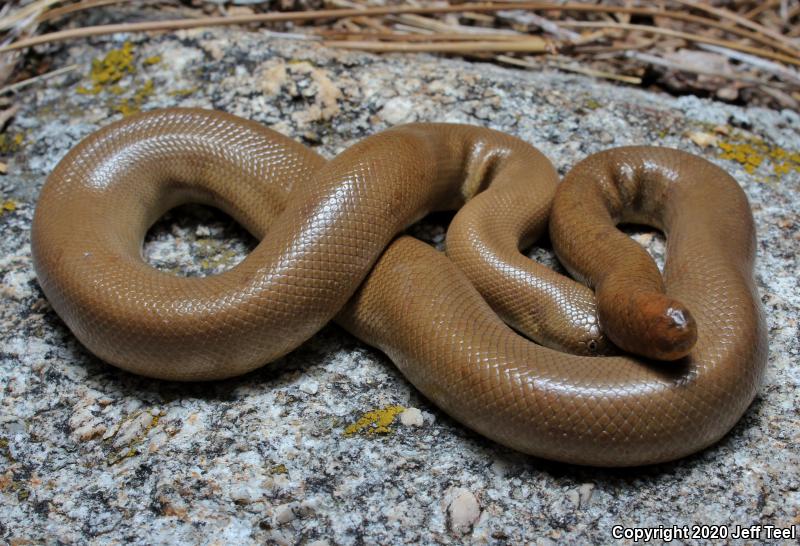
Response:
106,409,163,465
0,133,24,154
270,464,288,474
344,405,405,436
75,42,162,116
4,478,29,501
2,199,17,214
167,87,198,97
113,79,155,116
717,133,800,179
0,437,13,462
77,41,136,95
584,98,601,110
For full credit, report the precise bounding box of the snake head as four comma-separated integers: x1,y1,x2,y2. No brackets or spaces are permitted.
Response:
580,323,616,356
583,335,616,356
598,290,698,361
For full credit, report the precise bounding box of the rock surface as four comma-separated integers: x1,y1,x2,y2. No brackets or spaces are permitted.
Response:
1,29,798,545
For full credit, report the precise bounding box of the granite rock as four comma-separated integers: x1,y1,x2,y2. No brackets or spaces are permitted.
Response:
0,29,798,545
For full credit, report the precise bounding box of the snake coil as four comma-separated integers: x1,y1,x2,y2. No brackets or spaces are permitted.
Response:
32,109,767,466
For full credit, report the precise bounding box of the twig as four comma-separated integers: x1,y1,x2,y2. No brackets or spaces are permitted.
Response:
0,103,19,130
0,63,78,94
759,85,799,109
698,43,800,85
0,0,58,32
626,50,790,89
316,31,532,42
391,13,522,36
497,54,642,84
36,0,164,23
350,16,393,34
558,21,800,67
324,38,550,54
495,10,581,41
573,39,657,54
670,0,799,56
744,0,780,21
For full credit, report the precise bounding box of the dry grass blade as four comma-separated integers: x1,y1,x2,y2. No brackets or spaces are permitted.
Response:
697,43,800,85
0,63,78,95
392,13,522,36
573,39,657,54
626,50,789,89
496,10,581,41
0,0,58,32
37,0,158,23
671,0,799,55
324,38,550,54
0,103,19,130
745,1,781,20
559,21,800,67
317,31,531,42
497,54,642,84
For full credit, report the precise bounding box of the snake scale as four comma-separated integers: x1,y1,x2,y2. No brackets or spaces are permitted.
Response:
31,108,767,466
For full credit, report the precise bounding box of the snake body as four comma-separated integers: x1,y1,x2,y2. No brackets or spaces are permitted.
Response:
32,108,767,466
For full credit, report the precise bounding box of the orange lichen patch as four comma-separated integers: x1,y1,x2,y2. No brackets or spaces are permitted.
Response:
717,135,800,178
343,405,405,436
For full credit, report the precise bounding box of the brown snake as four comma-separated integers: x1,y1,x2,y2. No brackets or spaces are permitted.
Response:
31,108,767,466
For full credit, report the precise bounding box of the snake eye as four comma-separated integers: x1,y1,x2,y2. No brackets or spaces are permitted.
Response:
587,340,598,353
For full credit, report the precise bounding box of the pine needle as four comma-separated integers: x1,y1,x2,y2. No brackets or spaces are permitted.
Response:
670,0,799,55
0,63,78,94
324,38,551,54
559,21,800,67
497,54,643,84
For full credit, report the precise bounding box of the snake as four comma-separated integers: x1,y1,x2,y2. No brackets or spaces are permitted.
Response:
31,108,767,466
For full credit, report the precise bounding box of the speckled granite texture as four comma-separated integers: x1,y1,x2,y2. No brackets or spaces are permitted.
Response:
1,29,798,545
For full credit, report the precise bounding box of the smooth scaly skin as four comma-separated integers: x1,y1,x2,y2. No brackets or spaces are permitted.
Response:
31,108,767,466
